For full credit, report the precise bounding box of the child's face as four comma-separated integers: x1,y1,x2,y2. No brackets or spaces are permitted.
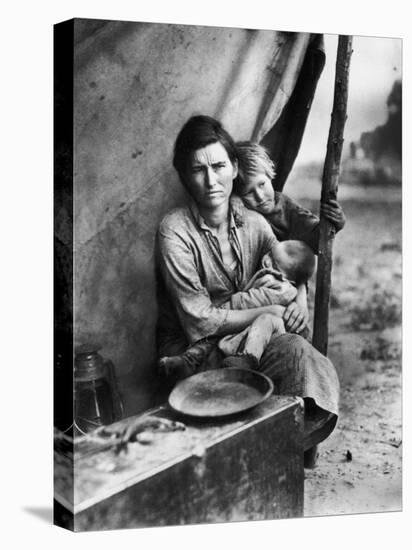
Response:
239,172,275,215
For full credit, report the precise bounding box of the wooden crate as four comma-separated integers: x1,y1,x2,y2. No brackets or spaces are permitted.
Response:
55,395,304,531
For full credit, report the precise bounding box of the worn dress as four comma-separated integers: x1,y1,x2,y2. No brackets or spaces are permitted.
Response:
157,197,339,434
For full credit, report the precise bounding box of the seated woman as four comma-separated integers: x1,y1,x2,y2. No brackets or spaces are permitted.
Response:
156,115,339,467
159,239,315,375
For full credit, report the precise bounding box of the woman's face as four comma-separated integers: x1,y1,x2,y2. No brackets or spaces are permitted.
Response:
239,172,275,215
185,142,238,210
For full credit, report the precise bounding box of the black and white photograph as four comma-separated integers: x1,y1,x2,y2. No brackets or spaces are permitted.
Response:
1,1,409,547
53,17,402,530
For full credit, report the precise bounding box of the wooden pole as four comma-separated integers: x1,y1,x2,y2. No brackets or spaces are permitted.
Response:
312,35,353,356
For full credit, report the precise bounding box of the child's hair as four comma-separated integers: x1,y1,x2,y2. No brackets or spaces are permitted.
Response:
273,240,316,285
234,141,276,193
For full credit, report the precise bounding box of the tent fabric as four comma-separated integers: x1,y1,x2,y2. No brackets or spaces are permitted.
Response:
65,20,325,413
262,33,325,190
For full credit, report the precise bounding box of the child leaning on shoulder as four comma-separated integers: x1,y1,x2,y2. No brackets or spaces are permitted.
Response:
234,140,346,252
158,141,346,381
233,140,345,335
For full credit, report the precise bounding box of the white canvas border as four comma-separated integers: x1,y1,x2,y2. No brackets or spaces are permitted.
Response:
1,0,409,548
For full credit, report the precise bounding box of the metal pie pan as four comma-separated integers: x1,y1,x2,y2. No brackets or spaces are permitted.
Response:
168,367,274,418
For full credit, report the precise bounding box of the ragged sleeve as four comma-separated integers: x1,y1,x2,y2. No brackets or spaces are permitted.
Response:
284,194,320,253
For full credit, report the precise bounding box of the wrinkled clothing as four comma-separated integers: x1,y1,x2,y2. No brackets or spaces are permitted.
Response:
264,191,320,253
258,333,340,417
157,196,280,351
171,261,296,370
217,256,294,362
218,313,285,363
157,196,339,426
224,255,297,309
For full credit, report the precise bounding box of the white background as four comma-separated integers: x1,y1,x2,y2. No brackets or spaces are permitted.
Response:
0,1,409,548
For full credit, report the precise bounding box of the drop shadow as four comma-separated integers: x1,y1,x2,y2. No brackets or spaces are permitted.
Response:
22,506,53,524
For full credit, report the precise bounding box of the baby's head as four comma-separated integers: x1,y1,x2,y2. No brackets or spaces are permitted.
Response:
273,240,316,285
234,141,276,215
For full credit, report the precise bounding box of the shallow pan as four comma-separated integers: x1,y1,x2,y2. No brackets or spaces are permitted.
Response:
168,367,274,418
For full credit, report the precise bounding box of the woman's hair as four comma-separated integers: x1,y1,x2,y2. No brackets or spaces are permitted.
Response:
173,115,237,182
234,141,276,192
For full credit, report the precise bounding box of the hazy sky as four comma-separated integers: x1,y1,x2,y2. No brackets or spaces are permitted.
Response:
295,33,402,165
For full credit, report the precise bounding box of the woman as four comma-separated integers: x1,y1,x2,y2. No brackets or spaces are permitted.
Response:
157,115,339,467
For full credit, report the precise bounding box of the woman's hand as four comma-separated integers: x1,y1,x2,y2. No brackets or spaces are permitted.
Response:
320,199,346,232
283,301,309,334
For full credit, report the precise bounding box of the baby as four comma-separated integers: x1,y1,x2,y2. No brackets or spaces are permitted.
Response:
159,141,343,380
159,239,316,379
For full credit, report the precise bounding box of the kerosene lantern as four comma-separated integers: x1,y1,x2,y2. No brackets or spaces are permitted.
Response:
74,344,124,435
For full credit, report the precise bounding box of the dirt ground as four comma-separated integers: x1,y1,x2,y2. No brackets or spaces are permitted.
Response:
290,180,402,517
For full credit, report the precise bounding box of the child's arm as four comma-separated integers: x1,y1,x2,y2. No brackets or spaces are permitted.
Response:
320,199,346,231
285,195,346,252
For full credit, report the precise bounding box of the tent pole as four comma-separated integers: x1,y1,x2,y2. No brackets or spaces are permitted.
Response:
312,35,353,356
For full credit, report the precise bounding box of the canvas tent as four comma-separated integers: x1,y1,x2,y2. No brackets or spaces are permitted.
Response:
54,19,325,416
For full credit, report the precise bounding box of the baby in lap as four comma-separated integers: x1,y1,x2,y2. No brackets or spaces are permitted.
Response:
159,239,315,379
